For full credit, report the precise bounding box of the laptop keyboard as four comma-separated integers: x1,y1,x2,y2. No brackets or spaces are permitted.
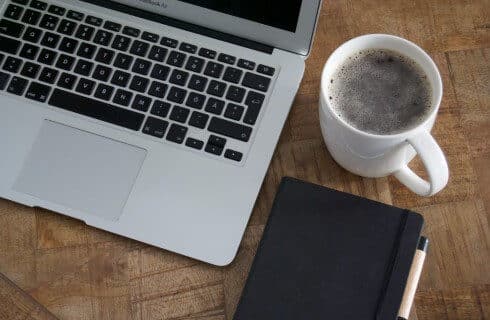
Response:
0,0,278,163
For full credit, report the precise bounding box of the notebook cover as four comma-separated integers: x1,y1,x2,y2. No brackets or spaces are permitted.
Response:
233,177,423,320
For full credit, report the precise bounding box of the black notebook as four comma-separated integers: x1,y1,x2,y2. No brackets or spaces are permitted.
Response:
233,177,424,320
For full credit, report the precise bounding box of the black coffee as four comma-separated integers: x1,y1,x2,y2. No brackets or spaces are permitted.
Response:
328,49,433,135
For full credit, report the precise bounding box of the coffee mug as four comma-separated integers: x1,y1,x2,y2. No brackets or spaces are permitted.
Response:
319,34,449,196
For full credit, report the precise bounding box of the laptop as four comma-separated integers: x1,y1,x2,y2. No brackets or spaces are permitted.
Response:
0,0,321,266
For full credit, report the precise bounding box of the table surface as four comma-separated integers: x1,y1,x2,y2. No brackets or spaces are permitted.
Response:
1,0,489,319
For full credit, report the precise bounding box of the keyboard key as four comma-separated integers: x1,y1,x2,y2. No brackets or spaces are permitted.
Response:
123,26,140,37
188,74,207,92
198,47,216,59
204,61,223,78
5,4,24,20
167,86,186,104
208,117,252,142
0,71,9,90
166,123,187,144
167,50,186,67
0,19,24,37
7,76,28,95
205,142,223,156
37,48,56,65
22,26,42,43
185,92,205,109
148,45,167,62
59,37,78,53
208,135,226,148
257,64,275,76
3,56,22,72
67,10,84,21
19,43,39,60
131,94,151,112
185,137,204,150
22,9,41,25
242,72,270,92
48,5,65,16
94,83,114,101
0,35,21,54
224,103,244,121
103,20,121,32
218,53,236,65
85,15,102,26
49,89,144,130
224,149,243,162
75,77,94,94
113,88,132,106
75,24,94,41
74,59,93,76
185,56,205,73
142,31,158,42
57,19,76,36
130,40,149,57
111,70,130,87
179,42,197,54
93,29,113,46
169,69,189,86
142,117,168,138
206,80,226,97
160,37,178,48
238,59,255,70
39,14,58,30
226,85,245,103
20,61,40,78
150,100,170,118
132,58,151,76
169,105,189,123
205,97,225,115
57,72,76,89
25,81,50,102
30,0,47,11
12,0,28,5
40,32,60,48
113,53,132,70
92,64,111,82
188,111,208,129
55,54,75,70
243,91,265,125
129,75,149,93
95,48,115,65
150,63,170,81
148,80,167,98
77,42,96,59
223,67,243,84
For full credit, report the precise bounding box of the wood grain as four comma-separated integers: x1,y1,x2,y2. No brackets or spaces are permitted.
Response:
1,0,489,319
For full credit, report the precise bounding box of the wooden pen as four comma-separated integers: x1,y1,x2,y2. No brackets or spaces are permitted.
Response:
397,236,429,320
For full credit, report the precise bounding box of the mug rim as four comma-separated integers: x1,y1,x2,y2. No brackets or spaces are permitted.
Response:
320,33,443,139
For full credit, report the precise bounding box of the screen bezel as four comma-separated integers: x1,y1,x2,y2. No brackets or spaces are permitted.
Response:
110,0,322,56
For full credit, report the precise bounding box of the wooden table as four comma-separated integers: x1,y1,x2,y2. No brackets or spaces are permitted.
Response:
1,1,489,319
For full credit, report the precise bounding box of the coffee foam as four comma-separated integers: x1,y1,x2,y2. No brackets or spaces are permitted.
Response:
328,49,433,135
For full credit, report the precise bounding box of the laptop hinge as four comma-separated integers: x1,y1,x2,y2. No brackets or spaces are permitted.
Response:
80,0,274,54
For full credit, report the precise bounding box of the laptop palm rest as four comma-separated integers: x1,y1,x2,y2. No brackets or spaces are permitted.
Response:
13,120,147,221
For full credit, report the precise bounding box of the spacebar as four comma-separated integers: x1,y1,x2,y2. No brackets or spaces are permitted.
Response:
48,89,145,131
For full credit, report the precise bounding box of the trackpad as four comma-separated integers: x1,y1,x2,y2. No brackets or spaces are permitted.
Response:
14,121,147,221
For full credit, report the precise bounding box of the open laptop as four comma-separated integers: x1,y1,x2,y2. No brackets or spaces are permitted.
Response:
0,0,321,266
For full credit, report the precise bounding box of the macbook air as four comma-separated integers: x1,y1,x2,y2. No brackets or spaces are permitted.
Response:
0,0,321,265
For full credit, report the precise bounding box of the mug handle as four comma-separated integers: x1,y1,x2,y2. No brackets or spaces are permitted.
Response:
394,130,449,196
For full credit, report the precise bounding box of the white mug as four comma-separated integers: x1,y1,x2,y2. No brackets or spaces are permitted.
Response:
319,34,449,196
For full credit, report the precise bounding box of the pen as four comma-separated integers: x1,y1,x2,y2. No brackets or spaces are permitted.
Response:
397,236,429,320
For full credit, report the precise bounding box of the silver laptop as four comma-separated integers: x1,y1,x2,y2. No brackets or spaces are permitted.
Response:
0,0,321,265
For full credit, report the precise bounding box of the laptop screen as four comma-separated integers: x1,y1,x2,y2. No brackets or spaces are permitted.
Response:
177,0,303,32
